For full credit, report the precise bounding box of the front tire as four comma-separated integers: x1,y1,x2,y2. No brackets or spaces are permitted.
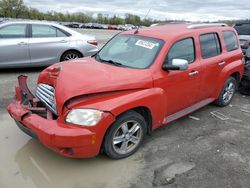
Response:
215,77,237,107
104,111,147,159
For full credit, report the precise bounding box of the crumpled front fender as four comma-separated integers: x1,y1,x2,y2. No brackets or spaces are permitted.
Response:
67,88,167,130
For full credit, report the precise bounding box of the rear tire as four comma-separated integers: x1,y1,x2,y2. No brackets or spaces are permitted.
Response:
60,51,82,62
104,111,147,159
215,77,237,107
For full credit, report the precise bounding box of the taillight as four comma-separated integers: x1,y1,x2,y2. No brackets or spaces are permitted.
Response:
87,40,98,46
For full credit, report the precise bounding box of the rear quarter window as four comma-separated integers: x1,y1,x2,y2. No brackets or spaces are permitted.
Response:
200,33,221,59
222,31,239,52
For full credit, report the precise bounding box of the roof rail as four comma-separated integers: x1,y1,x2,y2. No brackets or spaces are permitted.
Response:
187,23,228,29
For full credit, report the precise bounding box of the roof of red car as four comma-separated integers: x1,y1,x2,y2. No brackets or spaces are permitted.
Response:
123,23,233,41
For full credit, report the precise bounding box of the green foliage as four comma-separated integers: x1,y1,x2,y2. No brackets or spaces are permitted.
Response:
0,0,26,18
125,14,141,25
0,0,158,25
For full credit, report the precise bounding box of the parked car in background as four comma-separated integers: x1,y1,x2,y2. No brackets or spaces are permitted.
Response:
108,24,118,30
124,24,136,30
65,23,80,28
239,59,250,95
234,22,250,55
84,23,94,29
80,23,86,28
0,20,98,68
92,23,103,29
117,25,126,30
101,24,109,30
7,23,244,159
79,23,86,28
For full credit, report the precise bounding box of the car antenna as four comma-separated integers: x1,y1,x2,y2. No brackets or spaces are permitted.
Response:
134,8,151,34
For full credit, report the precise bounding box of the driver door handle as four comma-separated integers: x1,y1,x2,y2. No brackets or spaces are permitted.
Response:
189,70,199,76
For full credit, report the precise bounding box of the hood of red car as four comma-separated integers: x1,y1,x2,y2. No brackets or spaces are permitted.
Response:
38,57,153,115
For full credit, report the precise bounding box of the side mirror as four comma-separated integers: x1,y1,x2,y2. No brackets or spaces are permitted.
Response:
162,59,189,71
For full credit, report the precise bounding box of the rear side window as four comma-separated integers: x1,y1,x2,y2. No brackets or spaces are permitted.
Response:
32,25,56,38
200,33,221,59
32,24,68,38
167,38,195,64
223,31,239,52
0,24,26,38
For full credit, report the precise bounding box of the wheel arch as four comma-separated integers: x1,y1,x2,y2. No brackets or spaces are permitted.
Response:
214,61,244,98
113,106,153,136
60,49,83,62
94,88,166,154
100,106,153,155
230,72,241,86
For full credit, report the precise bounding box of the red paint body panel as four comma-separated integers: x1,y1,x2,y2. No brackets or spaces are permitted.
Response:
7,24,244,158
7,101,115,158
67,88,167,130
38,58,154,115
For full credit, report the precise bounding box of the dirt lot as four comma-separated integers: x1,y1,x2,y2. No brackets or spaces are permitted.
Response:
1,29,250,188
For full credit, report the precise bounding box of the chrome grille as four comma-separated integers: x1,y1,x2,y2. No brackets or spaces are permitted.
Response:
35,84,57,114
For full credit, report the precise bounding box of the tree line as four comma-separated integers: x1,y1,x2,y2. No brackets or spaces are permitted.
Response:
0,0,161,26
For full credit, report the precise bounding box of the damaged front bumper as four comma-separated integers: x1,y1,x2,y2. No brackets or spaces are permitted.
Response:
7,75,115,158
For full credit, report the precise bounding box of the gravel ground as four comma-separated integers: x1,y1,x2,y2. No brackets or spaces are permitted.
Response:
1,29,250,188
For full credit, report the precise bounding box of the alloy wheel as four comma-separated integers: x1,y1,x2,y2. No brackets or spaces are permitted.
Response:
64,53,80,61
112,120,142,155
222,82,235,104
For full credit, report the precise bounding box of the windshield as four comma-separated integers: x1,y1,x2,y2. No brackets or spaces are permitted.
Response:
234,24,250,35
96,34,164,69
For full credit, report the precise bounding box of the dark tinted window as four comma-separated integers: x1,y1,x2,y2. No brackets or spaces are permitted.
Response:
234,24,250,35
223,31,239,51
167,38,195,64
200,33,221,59
0,24,26,38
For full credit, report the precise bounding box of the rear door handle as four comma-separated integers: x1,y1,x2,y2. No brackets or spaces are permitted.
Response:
18,42,28,46
218,61,226,66
188,70,199,76
60,40,67,43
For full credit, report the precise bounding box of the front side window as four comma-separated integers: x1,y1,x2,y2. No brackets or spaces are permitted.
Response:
96,34,164,69
0,24,26,39
166,38,195,64
223,31,239,52
200,33,221,59
32,25,67,38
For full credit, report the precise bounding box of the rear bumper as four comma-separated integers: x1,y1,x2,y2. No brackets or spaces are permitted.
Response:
83,46,98,57
7,76,115,158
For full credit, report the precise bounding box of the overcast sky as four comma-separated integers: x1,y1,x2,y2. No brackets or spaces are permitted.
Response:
23,0,250,21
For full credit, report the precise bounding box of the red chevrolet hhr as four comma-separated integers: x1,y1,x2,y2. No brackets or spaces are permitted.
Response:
8,23,244,159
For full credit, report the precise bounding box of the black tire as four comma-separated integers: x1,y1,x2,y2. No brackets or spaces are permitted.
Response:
104,111,147,159
215,77,237,107
239,80,250,95
60,51,82,62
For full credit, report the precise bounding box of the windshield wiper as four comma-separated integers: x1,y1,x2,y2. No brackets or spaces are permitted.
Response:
94,53,125,67
100,59,124,67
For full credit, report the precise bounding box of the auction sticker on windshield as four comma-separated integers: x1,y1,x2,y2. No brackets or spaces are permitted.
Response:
135,40,157,49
